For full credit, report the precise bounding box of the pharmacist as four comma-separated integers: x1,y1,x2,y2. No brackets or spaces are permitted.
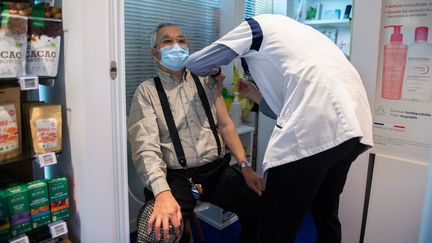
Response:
186,14,373,243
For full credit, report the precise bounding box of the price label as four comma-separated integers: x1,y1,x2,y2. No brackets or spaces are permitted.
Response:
49,220,68,238
37,152,58,167
18,75,39,90
8,235,29,243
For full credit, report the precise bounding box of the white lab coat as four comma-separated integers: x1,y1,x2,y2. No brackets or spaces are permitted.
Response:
214,14,373,175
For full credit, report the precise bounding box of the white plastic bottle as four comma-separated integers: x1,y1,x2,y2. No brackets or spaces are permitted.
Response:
402,26,432,102
229,92,241,128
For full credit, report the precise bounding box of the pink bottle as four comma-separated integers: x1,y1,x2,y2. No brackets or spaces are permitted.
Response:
381,25,408,100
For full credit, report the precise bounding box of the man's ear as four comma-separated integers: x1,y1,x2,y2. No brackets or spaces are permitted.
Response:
151,48,159,60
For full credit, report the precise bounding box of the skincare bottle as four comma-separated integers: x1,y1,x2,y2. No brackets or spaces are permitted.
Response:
381,25,408,100
402,26,432,102
229,92,241,128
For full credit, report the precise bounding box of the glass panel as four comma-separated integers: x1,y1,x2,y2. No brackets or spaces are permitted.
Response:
245,0,274,19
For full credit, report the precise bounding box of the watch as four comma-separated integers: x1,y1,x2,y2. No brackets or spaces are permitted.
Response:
239,161,251,169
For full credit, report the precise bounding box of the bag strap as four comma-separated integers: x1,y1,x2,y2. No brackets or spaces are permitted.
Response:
191,73,222,157
154,76,187,168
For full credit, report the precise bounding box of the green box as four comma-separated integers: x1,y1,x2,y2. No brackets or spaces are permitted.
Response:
28,180,50,229
5,185,31,237
0,190,10,240
48,177,69,222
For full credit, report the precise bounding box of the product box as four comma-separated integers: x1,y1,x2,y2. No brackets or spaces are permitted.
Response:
5,184,31,237
27,180,50,229
0,190,10,240
48,177,69,222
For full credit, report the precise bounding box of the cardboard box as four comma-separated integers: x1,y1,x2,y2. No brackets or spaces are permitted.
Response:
27,180,50,229
5,185,31,237
48,177,69,222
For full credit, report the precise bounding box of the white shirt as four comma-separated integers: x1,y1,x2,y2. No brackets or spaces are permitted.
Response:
187,14,373,175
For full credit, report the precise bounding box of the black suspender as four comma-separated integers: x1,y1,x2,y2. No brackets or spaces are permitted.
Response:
190,73,222,157
154,76,187,167
153,73,222,168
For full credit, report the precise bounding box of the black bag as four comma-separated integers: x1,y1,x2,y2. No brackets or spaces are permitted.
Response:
136,199,184,243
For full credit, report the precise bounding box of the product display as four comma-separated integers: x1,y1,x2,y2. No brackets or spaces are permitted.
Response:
0,177,69,240
28,104,62,154
27,180,50,229
0,190,9,240
381,25,408,100
5,184,31,237
402,26,432,102
0,3,30,78
48,177,69,222
0,2,66,241
0,86,21,163
26,4,62,77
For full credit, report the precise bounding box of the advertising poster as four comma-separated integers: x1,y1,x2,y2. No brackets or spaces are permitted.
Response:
373,0,432,163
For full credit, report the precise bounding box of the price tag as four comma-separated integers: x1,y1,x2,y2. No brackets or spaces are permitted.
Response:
8,235,29,243
49,220,68,238
18,75,39,90
37,152,58,167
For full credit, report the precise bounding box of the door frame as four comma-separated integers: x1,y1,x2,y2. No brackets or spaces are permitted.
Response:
110,0,129,241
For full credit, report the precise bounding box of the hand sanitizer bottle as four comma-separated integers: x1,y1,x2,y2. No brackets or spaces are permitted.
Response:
381,25,408,100
229,92,241,128
402,26,432,102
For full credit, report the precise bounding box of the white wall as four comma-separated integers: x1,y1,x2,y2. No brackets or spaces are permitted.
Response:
346,1,430,243
338,1,382,243
364,155,428,243
52,0,121,241
419,152,432,243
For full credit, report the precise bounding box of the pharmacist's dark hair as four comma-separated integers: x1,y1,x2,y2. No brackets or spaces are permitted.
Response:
151,23,178,48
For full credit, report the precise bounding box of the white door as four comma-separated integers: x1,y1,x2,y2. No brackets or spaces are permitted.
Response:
60,0,129,241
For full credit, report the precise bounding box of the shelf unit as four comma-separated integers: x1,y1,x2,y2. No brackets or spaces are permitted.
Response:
302,19,350,27
0,1,69,241
291,0,353,57
196,124,255,230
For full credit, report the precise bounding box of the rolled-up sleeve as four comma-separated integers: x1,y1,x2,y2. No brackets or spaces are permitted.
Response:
127,84,170,196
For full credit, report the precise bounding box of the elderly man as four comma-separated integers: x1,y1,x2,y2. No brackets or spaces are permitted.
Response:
128,23,264,243
186,14,373,243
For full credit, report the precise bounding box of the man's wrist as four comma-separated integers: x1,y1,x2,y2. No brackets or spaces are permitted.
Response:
239,161,251,169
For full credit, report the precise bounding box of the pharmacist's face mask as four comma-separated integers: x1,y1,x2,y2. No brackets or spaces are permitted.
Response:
157,44,189,71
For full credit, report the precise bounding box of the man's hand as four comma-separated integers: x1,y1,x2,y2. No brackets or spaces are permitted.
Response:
213,70,225,92
148,191,182,242
241,167,265,196
237,79,263,104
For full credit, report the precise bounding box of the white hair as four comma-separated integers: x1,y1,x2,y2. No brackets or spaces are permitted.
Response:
151,23,178,48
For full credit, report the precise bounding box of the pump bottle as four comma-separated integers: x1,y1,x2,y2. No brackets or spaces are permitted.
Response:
381,25,408,100
402,26,432,102
229,92,241,128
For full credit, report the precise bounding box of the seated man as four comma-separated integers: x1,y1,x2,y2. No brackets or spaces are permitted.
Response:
128,23,264,243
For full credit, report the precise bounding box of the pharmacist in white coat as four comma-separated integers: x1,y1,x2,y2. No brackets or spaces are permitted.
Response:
186,14,373,243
